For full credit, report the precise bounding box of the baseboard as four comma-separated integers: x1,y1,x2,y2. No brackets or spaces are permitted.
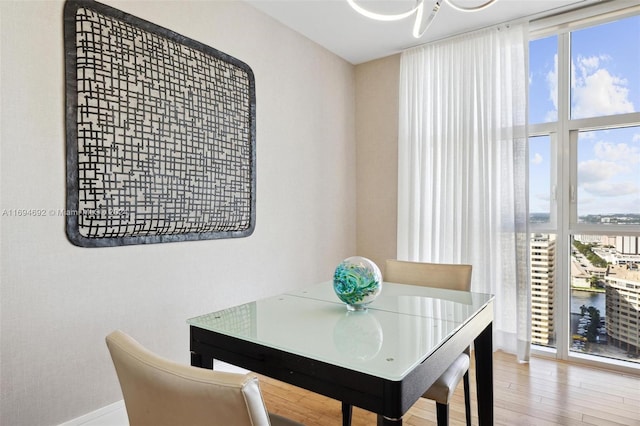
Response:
58,400,127,426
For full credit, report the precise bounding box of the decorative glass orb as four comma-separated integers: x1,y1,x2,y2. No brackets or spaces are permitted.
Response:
333,256,382,311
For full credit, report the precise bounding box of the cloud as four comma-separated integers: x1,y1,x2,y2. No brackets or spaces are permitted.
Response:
531,153,543,165
535,193,550,202
577,159,622,184
579,131,597,140
593,141,640,165
633,133,640,143
578,138,640,201
582,181,639,197
544,110,558,122
572,55,635,118
578,194,639,215
576,54,609,73
544,53,558,121
537,51,636,122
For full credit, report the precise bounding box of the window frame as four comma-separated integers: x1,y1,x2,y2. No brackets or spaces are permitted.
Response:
527,3,640,373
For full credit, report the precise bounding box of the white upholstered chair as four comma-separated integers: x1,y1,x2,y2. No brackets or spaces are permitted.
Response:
106,330,303,426
385,259,473,426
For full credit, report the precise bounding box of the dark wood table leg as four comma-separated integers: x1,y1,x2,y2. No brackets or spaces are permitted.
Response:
190,351,213,369
474,322,493,426
342,402,352,426
377,415,402,425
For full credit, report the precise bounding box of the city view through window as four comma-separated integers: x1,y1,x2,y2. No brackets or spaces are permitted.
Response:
531,234,640,363
528,12,640,366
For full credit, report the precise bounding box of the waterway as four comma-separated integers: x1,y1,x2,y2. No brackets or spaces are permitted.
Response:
570,289,606,315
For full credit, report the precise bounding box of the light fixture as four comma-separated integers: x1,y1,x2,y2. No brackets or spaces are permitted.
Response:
346,0,498,38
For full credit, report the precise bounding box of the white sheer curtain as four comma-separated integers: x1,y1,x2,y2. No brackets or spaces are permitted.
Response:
397,24,531,361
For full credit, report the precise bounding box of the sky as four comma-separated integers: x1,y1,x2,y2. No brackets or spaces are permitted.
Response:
528,15,640,217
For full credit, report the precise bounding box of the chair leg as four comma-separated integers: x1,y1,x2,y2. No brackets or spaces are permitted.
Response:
463,371,471,426
342,402,352,426
436,402,449,426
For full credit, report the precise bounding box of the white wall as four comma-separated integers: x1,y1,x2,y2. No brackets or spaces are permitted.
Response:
0,1,356,424
355,54,400,271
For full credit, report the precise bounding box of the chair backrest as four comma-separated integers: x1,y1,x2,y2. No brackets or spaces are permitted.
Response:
385,260,472,291
106,330,272,426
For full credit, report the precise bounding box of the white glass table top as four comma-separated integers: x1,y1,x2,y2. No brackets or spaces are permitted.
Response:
188,281,493,381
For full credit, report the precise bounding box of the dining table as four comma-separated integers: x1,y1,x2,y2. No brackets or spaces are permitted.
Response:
188,281,494,425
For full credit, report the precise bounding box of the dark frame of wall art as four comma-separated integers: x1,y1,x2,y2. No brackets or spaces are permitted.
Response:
63,0,256,247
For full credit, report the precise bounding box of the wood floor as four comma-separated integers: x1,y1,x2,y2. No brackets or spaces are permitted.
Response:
258,350,640,426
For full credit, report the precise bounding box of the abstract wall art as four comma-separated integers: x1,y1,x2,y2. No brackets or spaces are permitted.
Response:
64,0,256,247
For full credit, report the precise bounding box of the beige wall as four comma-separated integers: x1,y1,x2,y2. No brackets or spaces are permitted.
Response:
0,1,356,424
355,54,401,275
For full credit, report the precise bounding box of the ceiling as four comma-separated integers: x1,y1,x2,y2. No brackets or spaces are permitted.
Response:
244,0,602,64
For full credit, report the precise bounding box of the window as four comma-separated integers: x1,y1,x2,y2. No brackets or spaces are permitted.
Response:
529,135,552,225
529,7,640,367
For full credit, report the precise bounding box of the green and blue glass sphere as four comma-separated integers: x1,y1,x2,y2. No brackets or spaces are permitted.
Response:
333,256,382,311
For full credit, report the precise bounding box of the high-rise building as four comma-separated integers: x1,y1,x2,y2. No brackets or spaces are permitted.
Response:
605,264,640,356
530,234,556,346
615,236,640,255
574,235,602,244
